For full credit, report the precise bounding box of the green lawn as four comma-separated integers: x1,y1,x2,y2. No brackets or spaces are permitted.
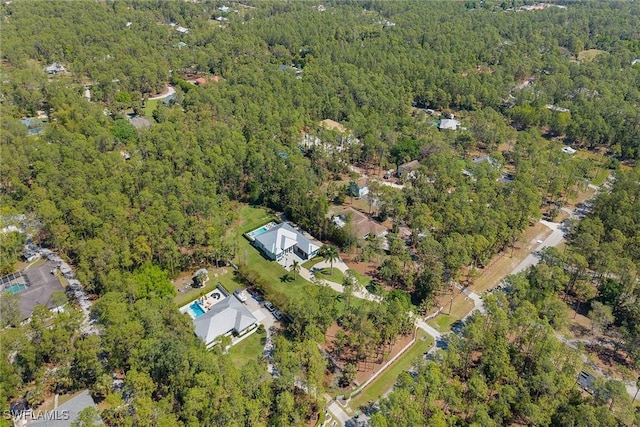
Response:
313,266,345,285
227,331,265,368
577,49,608,62
302,258,372,288
236,205,279,233
237,237,313,308
591,168,609,186
174,271,244,307
143,98,159,118
348,330,434,410
174,205,322,309
302,256,322,270
428,314,455,332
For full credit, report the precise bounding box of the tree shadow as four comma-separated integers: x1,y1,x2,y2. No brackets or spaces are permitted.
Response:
568,322,591,339
280,273,295,283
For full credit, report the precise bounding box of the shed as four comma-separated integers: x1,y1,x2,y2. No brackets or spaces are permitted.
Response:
577,371,596,394
439,118,460,131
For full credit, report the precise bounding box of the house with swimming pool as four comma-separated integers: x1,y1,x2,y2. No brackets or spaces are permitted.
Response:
180,285,258,348
1,260,65,320
247,221,321,261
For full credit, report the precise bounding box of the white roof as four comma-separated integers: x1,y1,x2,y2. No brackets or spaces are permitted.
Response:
439,118,460,130
176,26,189,33
561,146,576,154
45,62,65,72
254,222,319,257
193,296,257,345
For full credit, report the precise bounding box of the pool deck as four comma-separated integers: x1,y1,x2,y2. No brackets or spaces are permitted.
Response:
245,221,278,240
179,287,227,318
7,260,65,319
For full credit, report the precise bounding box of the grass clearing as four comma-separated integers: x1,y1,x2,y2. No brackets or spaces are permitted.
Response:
227,331,264,368
143,98,159,118
232,205,346,309
577,49,608,62
349,330,433,410
235,205,279,233
427,292,475,332
591,168,610,186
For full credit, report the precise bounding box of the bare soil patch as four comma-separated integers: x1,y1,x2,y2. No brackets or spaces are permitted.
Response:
340,252,380,278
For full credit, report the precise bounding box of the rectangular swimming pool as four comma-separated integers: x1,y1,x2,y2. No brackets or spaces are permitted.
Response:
188,301,206,318
246,221,277,240
4,284,27,294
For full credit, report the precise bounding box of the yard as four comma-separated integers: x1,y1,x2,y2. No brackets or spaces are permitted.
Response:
227,331,265,368
234,204,279,233
313,266,345,286
577,49,608,62
143,98,159,118
173,266,243,307
232,205,352,310
237,236,313,306
348,330,433,411
427,292,475,332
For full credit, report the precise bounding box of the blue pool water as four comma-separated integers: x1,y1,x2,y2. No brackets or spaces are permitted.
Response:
247,222,277,239
189,301,206,318
4,284,27,294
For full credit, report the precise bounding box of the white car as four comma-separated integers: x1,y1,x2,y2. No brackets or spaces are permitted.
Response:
235,290,247,302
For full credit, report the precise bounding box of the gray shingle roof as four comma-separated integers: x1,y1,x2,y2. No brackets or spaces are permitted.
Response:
29,390,102,427
193,296,257,345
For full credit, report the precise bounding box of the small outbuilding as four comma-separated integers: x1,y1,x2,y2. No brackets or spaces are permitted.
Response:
45,62,66,74
439,117,461,131
398,160,421,179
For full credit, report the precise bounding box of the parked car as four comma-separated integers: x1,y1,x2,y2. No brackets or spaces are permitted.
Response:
264,301,274,312
272,310,283,320
234,289,248,302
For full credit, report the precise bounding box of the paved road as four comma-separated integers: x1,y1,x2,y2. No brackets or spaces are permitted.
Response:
415,318,442,340
511,219,564,275
148,85,176,100
327,400,351,426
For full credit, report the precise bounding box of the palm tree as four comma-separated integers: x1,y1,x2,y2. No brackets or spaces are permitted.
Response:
291,260,300,280
321,245,339,276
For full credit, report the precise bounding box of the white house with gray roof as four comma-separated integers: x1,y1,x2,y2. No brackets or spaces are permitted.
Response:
193,295,257,347
253,222,320,261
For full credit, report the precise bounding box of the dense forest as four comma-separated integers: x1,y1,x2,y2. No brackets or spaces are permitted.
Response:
1,0,639,425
